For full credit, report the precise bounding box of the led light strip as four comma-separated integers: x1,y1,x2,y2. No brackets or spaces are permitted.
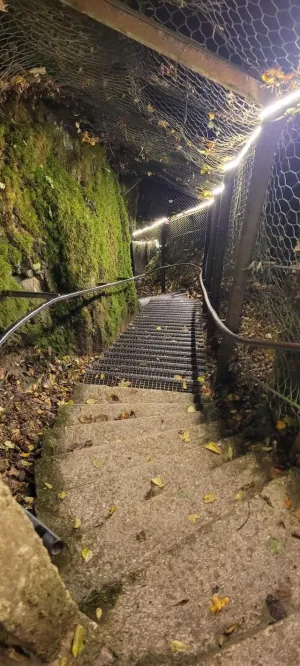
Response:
132,87,300,240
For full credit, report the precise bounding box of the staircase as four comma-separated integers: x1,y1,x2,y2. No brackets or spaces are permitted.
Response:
36,295,300,666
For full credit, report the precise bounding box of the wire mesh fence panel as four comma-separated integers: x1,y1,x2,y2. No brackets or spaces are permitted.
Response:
122,0,300,82
234,113,300,417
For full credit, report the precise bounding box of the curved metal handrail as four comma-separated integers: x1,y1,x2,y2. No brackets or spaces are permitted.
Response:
199,268,300,352
0,263,199,348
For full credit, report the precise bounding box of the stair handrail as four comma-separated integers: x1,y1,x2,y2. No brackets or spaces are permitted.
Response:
199,268,300,352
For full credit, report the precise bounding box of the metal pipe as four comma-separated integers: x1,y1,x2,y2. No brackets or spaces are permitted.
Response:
25,510,64,556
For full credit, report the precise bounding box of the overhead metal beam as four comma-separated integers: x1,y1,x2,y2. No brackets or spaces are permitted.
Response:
61,0,268,106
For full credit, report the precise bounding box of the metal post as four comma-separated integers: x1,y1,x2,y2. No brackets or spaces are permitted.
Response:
210,173,234,309
217,119,284,381
204,197,221,290
203,206,212,281
161,222,168,293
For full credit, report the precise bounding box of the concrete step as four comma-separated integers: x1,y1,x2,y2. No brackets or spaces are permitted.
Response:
203,613,300,666
36,451,271,597
59,401,202,426
72,385,195,405
96,475,300,665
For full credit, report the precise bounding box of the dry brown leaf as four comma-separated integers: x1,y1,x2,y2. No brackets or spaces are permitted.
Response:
210,594,229,613
285,497,292,510
109,393,120,402
183,326,189,333
78,415,94,424
0,1,8,12
224,618,244,635
204,442,221,455
117,410,136,420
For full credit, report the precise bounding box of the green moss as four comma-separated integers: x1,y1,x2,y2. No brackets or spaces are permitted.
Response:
0,99,137,351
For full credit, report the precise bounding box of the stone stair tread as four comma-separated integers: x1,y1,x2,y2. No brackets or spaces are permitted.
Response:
60,401,196,426
93,480,300,664
203,613,300,666
73,385,195,405
36,452,270,596
47,412,202,455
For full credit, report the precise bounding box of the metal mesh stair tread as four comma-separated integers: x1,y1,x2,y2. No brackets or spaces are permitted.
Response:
84,294,204,390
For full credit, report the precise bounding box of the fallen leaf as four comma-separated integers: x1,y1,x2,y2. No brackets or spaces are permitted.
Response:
269,537,281,555
81,547,93,562
197,376,205,383
73,517,81,529
227,445,234,460
151,476,165,488
189,513,200,524
283,415,297,426
204,442,221,455
96,607,103,620
210,594,229,613
109,505,117,515
58,490,67,500
100,373,105,380
187,405,196,413
86,398,97,404
156,326,162,331
266,594,287,621
203,493,216,503
78,415,94,424
91,458,103,469
262,445,273,451
44,482,53,489
170,640,191,653
4,440,14,449
209,111,215,120
227,393,240,401
146,456,152,463
182,380,187,390
118,379,131,387
284,497,292,510
276,420,286,430
183,326,189,333
0,181,5,189
178,430,190,443
72,624,85,657
117,410,136,420
224,618,244,635
29,66,47,76
21,460,32,467
109,393,120,402
174,374,183,380
147,103,155,113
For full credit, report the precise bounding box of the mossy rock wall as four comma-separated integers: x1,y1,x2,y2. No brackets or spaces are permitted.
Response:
0,99,138,353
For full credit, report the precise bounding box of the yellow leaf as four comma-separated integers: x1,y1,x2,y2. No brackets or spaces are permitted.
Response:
72,625,85,657
204,442,221,455
283,415,297,426
58,490,67,500
170,640,191,653
81,547,93,562
91,458,103,469
60,657,68,666
109,505,117,515
158,119,169,128
86,398,97,404
203,493,216,504
187,404,196,413
100,373,105,380
178,430,190,443
276,420,286,430
189,513,200,524
209,112,215,120
4,440,14,449
118,379,131,387
44,482,52,489
146,456,152,463
235,490,244,500
73,517,81,529
182,380,187,390
197,376,205,383
210,594,230,613
227,445,234,460
147,104,155,113
96,607,103,620
174,374,183,380
156,326,162,331
151,476,165,488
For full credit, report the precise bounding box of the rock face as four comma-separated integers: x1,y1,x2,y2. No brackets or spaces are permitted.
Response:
21,276,43,293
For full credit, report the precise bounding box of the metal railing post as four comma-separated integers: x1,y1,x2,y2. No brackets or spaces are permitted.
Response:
210,173,234,310
217,119,284,381
160,222,168,293
204,197,221,290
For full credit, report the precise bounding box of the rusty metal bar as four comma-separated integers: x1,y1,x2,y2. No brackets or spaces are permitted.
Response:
217,118,285,381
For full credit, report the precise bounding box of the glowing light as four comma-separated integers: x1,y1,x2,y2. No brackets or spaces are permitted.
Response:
132,217,168,238
223,126,262,172
260,88,300,121
212,183,225,196
171,198,214,221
